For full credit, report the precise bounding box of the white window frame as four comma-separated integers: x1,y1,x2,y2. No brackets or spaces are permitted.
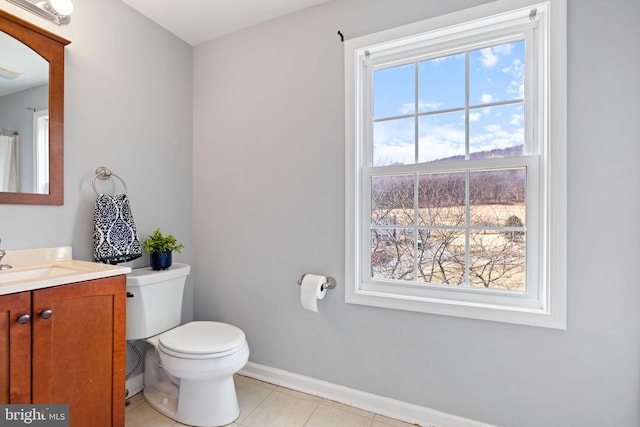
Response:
344,0,567,328
33,109,49,194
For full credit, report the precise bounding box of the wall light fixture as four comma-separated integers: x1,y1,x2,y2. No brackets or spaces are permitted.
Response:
5,0,74,25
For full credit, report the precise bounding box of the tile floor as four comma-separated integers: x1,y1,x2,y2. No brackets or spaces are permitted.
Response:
125,375,418,427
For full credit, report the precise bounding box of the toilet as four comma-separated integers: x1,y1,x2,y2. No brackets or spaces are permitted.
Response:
126,263,249,427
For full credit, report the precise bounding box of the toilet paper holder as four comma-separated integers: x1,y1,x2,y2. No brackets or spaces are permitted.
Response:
297,274,337,291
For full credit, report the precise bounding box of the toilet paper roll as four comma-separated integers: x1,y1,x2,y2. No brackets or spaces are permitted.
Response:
300,274,327,313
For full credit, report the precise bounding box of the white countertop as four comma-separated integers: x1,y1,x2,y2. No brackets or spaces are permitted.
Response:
0,246,131,295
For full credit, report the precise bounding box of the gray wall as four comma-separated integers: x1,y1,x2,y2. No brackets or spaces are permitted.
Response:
0,0,194,369
192,0,640,426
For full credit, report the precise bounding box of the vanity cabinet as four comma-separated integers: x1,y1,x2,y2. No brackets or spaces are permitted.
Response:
0,275,126,427
0,291,31,403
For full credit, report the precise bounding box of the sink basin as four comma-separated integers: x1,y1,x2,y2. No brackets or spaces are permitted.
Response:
0,247,131,295
0,265,83,284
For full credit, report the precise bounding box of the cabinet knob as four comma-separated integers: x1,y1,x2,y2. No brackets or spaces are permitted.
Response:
40,309,53,319
17,314,30,324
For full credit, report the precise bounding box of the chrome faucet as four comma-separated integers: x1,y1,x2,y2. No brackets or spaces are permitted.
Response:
0,239,12,270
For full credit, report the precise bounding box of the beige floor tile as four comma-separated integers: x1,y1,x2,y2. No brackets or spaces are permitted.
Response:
124,398,177,427
304,404,373,427
319,398,376,419
125,376,415,427
372,413,420,426
276,386,323,404
125,392,145,413
235,376,274,424
240,389,318,427
235,374,277,391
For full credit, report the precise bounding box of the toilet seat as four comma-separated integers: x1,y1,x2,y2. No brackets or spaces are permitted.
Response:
158,321,246,359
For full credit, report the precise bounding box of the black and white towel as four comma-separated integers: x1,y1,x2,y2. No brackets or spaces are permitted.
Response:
93,194,142,264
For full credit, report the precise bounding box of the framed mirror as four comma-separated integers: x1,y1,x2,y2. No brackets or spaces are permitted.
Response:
0,9,69,205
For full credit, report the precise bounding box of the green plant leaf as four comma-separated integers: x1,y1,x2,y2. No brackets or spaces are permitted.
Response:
142,228,185,254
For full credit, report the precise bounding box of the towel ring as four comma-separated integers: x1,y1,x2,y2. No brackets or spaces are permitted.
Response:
92,166,128,196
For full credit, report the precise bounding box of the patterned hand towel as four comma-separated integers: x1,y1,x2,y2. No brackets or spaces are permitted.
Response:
93,194,142,264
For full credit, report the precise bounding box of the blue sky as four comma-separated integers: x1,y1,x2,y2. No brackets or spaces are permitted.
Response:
372,40,525,166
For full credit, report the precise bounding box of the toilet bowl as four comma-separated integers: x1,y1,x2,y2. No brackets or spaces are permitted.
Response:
126,264,250,427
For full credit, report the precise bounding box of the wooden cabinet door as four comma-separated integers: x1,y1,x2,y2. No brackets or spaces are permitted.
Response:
0,292,31,403
32,276,126,427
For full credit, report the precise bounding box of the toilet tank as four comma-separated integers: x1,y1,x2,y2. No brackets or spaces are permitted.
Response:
126,263,191,341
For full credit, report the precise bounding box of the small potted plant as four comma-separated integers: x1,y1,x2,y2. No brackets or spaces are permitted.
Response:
142,228,184,270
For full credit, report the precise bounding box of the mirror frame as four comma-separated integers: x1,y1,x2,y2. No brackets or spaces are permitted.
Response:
0,9,69,205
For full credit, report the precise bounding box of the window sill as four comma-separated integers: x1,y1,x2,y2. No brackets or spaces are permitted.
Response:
346,284,566,329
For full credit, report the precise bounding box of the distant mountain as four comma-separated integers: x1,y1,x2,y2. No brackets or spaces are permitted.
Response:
431,144,524,163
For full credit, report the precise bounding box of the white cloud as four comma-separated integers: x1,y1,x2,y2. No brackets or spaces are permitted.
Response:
373,138,415,166
470,125,524,152
417,124,465,162
418,100,442,111
373,120,415,165
503,59,525,98
480,93,494,103
398,100,442,115
398,102,414,115
479,48,499,67
431,56,449,63
375,117,524,164
375,120,468,164
510,113,524,126
484,124,502,133
469,112,482,122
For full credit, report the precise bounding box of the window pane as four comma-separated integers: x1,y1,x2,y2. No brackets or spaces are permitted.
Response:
417,228,465,285
373,63,415,119
469,229,525,290
373,117,415,166
469,40,525,105
418,53,465,112
371,228,414,281
469,103,524,157
417,172,466,226
470,168,526,227
418,111,465,163
371,175,415,226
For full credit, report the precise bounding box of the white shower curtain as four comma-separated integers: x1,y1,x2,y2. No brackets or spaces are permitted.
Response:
0,133,18,192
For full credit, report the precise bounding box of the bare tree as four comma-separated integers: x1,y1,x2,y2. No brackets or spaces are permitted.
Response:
369,168,526,290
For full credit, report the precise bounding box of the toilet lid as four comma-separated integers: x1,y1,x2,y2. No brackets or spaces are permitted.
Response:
158,321,245,356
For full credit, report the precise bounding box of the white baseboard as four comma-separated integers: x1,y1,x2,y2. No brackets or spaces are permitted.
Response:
239,362,493,427
126,373,144,398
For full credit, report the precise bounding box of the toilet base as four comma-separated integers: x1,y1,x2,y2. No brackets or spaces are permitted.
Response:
143,387,178,419
144,376,240,426
142,341,249,427
179,375,240,426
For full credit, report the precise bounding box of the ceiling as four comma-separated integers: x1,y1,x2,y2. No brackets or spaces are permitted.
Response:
121,0,333,46
0,28,48,97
